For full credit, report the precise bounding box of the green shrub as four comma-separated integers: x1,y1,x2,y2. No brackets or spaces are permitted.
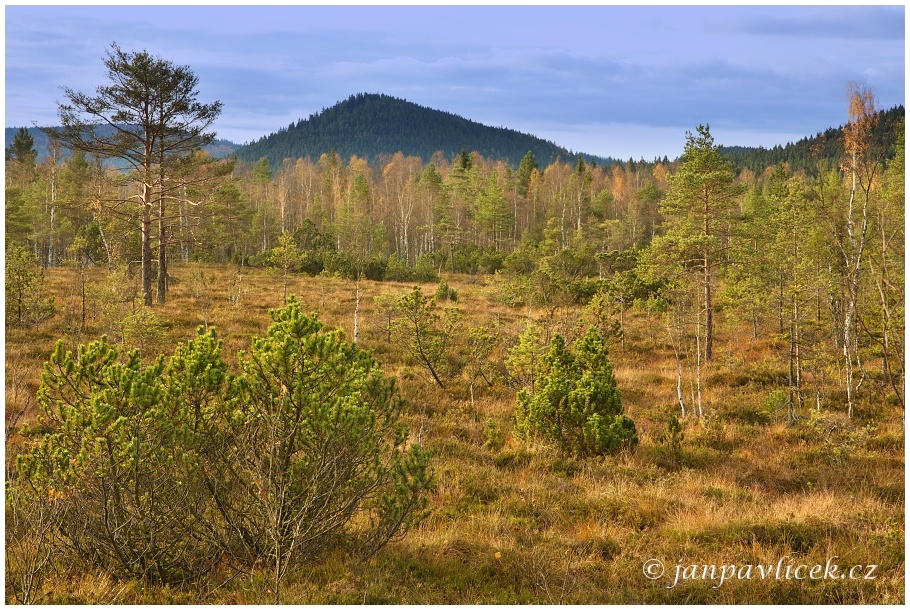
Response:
5,245,55,329
298,250,326,275
664,414,684,452
321,249,355,278
224,297,433,593
18,333,226,583
434,280,458,302
16,298,433,596
363,255,389,281
477,248,505,274
383,254,440,283
482,417,506,451
412,253,441,282
384,255,413,281
492,448,532,469
514,329,637,457
392,286,461,389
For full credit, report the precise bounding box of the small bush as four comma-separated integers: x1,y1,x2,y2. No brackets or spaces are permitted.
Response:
727,401,773,425
661,414,684,453
19,334,225,584
363,255,389,281
412,253,441,283
800,411,874,464
482,417,506,451
383,254,440,283
477,248,505,274
384,255,414,282
460,472,500,507
514,329,637,457
321,249,355,278
764,388,788,413
435,280,458,302
493,448,532,469
588,536,620,561
654,413,685,469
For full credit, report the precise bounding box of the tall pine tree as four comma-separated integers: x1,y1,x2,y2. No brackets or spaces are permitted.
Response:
48,43,223,305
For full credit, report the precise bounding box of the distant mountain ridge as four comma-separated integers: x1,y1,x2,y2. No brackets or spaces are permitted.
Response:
4,125,240,163
232,93,615,169
719,105,904,175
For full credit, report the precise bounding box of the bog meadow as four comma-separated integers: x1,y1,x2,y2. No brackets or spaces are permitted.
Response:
4,46,905,604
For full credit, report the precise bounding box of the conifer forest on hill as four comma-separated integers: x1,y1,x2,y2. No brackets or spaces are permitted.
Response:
4,47,905,604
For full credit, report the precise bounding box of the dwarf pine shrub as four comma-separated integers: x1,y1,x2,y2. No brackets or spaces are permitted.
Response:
16,297,432,590
514,328,637,457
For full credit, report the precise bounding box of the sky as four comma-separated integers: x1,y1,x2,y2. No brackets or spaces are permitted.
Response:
4,3,906,161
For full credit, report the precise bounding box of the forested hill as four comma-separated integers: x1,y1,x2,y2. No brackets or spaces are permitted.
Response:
719,105,904,175
233,93,615,169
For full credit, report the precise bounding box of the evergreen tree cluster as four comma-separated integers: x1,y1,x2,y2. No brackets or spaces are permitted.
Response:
719,105,904,175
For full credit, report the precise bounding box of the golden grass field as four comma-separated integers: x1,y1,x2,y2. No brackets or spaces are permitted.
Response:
5,263,905,603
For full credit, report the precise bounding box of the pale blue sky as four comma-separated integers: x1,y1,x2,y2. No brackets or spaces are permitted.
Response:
4,4,905,160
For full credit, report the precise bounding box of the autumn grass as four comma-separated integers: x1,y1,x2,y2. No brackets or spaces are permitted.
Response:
6,263,905,604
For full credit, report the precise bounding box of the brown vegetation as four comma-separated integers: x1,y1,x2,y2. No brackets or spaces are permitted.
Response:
5,263,904,603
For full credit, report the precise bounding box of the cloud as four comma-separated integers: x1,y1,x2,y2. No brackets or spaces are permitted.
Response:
5,5,904,159
718,6,904,41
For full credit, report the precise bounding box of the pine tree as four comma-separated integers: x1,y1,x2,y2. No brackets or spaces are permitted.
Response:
515,329,637,457
230,298,431,600
18,302,432,595
19,331,227,583
392,286,460,388
5,245,55,329
269,231,302,302
659,124,743,361
48,43,223,305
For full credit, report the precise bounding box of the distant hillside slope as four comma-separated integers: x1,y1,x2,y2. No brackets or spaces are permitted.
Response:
4,125,240,163
719,105,904,175
233,93,614,169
